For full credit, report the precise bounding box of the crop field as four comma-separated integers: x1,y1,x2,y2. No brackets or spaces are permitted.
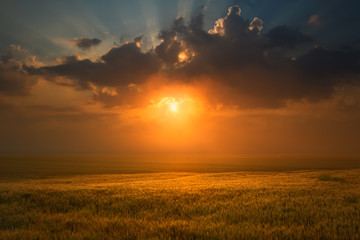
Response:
0,157,360,239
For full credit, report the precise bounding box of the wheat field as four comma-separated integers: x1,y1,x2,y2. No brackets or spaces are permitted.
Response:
1,167,360,239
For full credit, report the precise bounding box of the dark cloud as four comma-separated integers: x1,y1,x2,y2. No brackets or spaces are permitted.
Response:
266,25,313,49
0,54,37,96
155,30,181,64
134,35,144,43
26,6,360,109
168,6,358,107
72,37,101,50
30,41,159,91
297,47,360,77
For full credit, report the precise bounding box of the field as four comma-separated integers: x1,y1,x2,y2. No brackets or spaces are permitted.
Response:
1,156,360,239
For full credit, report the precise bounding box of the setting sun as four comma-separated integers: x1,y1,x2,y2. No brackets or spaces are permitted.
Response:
170,103,178,113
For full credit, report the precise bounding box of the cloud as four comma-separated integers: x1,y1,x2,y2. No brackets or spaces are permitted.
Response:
249,17,263,32
27,6,360,109
297,46,360,77
155,30,181,64
266,25,313,48
28,40,160,107
0,53,37,96
36,42,158,87
10,44,29,53
72,37,102,50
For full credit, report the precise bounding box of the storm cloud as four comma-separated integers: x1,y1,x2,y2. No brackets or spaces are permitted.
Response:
27,6,360,108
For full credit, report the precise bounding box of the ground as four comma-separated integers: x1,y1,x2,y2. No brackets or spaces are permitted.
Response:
1,163,360,239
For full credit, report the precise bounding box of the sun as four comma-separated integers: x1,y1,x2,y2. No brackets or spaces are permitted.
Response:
149,93,204,120
170,103,178,113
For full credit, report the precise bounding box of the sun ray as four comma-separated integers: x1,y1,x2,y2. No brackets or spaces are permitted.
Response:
140,0,161,49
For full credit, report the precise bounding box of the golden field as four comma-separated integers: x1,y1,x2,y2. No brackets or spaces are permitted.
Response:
1,163,360,239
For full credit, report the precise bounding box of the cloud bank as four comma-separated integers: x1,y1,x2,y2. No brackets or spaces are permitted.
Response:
11,6,360,108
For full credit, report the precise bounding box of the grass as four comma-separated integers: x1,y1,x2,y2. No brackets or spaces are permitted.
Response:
318,174,346,182
1,169,360,239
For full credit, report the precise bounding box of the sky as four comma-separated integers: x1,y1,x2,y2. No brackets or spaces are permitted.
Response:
0,0,360,156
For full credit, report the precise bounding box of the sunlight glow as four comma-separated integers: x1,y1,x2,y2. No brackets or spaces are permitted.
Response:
178,52,188,62
145,88,205,125
177,50,195,63
170,103,178,113
156,97,182,116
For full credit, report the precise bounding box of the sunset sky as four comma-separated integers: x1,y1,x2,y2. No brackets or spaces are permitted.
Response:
0,0,359,156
